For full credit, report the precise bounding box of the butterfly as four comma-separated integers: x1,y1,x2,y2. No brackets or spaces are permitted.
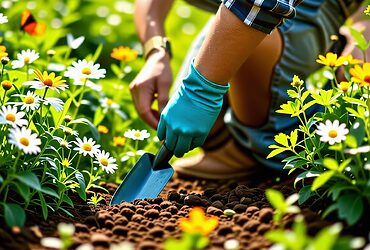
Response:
20,10,46,36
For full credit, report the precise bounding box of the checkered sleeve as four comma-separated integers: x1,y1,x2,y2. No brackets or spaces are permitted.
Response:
223,0,303,34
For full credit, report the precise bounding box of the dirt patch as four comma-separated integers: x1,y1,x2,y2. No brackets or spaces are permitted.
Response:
0,170,366,250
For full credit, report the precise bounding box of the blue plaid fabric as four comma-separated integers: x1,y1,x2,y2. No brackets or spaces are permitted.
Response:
223,0,303,34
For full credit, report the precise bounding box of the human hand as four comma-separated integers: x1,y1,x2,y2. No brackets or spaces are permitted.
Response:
130,49,172,129
157,62,229,157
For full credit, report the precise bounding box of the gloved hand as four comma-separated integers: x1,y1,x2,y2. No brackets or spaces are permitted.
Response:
157,61,229,157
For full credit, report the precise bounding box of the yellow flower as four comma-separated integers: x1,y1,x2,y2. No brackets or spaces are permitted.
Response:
342,55,362,65
98,125,109,134
290,75,304,87
179,207,218,236
338,81,351,92
62,158,71,167
364,5,370,16
0,45,8,58
24,70,68,92
1,80,13,90
349,63,370,87
316,52,346,67
113,136,126,147
111,46,138,62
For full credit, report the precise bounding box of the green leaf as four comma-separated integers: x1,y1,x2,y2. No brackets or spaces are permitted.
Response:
338,158,351,173
69,118,100,140
92,44,103,62
0,175,3,183
15,172,41,191
294,171,321,186
311,223,342,250
274,133,290,147
38,192,48,220
298,186,312,205
289,129,298,148
15,182,31,202
323,158,338,171
311,171,335,191
267,147,289,159
287,89,298,99
337,194,364,225
93,106,106,126
41,187,59,199
75,171,87,201
111,63,124,79
3,203,26,227
266,189,286,210
345,135,358,148
61,194,74,207
350,27,369,51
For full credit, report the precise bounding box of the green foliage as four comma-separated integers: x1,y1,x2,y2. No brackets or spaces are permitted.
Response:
265,216,363,250
265,189,300,224
268,32,370,225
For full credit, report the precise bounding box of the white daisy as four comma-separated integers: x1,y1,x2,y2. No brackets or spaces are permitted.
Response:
94,150,118,174
100,97,119,109
8,127,41,154
66,34,85,49
47,62,66,72
0,106,28,127
64,59,106,80
73,137,100,157
316,120,349,145
0,13,8,24
124,129,150,141
12,49,39,69
43,97,64,112
23,70,68,93
72,78,102,91
12,91,41,111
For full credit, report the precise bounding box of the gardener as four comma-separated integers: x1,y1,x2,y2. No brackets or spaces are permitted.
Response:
130,0,365,179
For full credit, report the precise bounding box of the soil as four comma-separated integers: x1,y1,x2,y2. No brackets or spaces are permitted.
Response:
0,169,367,250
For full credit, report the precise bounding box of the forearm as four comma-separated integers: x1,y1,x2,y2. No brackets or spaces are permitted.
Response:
134,0,174,43
194,5,267,85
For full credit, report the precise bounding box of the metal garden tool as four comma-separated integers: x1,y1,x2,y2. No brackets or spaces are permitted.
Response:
110,144,174,205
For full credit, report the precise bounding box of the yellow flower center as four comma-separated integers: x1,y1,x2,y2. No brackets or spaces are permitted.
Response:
19,137,29,146
106,99,113,106
82,143,92,151
100,158,109,166
329,61,336,67
364,75,370,84
81,67,92,75
113,136,126,147
24,57,30,64
62,159,70,167
43,78,53,86
6,113,16,122
134,132,141,138
328,130,338,138
24,96,34,104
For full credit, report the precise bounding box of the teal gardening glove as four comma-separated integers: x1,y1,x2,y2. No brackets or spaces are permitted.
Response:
157,62,229,157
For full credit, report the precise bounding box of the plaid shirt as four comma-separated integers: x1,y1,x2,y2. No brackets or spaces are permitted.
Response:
223,0,303,34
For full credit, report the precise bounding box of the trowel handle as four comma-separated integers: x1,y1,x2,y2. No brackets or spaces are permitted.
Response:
153,144,173,170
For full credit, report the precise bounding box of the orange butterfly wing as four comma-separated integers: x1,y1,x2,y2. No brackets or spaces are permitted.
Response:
21,10,46,36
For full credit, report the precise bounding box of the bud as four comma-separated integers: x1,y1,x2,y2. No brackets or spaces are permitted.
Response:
98,125,109,134
63,127,74,136
290,75,304,87
47,49,56,57
59,140,70,148
64,115,72,123
1,56,10,65
1,80,12,90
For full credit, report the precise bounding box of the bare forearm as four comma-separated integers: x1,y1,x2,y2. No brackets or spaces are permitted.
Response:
194,5,267,85
134,0,174,43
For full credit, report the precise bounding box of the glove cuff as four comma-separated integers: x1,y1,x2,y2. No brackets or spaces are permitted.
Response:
181,60,230,110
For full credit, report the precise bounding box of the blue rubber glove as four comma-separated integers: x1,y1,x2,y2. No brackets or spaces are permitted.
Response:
157,61,229,157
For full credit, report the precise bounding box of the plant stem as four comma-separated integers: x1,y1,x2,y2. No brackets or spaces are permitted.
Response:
73,78,88,119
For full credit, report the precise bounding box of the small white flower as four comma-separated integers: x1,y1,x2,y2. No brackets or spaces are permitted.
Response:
124,129,150,141
44,97,64,112
100,97,119,109
95,150,118,174
12,49,39,69
0,106,28,127
0,13,8,24
8,127,41,154
64,59,106,80
12,91,41,111
72,78,102,91
121,150,145,162
47,62,66,72
224,239,240,250
74,137,100,157
316,120,349,145
66,33,85,49
54,136,72,149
